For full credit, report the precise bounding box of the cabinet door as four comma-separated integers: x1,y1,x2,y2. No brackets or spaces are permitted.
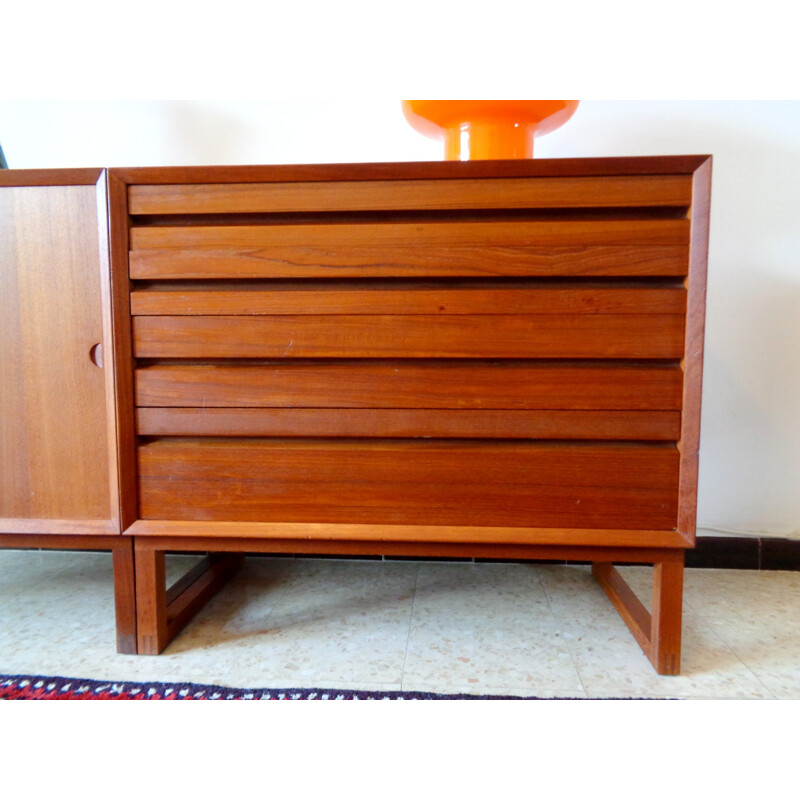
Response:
0,171,119,534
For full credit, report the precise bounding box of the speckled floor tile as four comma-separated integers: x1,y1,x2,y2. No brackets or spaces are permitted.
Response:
160,559,419,686
567,619,774,699
400,682,588,698
402,630,585,696
404,563,584,695
221,672,403,695
539,566,776,698
2,550,800,698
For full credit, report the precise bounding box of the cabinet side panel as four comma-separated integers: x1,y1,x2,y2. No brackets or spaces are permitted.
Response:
0,185,112,522
677,157,712,544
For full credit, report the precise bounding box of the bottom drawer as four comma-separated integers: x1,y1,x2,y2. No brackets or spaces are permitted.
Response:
138,439,679,530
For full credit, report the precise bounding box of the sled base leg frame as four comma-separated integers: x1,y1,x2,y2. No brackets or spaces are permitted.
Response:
135,541,243,655
129,531,687,670
592,552,685,675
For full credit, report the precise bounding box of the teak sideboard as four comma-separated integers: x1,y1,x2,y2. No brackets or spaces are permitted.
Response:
0,156,711,674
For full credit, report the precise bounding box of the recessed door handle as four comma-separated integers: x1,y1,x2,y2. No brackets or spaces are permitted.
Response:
89,342,104,368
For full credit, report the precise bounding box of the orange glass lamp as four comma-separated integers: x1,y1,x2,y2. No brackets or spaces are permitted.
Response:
402,100,579,160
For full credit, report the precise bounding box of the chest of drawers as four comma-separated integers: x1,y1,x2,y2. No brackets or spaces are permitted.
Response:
110,156,710,673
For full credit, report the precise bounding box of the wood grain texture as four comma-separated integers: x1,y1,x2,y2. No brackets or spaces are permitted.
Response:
678,156,712,544
651,557,685,674
130,219,691,251
130,282,686,317
134,362,683,411
134,545,167,654
112,538,137,653
111,155,712,186
0,183,113,525
139,439,680,488
107,172,140,532
135,408,682,440
129,244,690,280
0,168,104,187
137,439,679,529
132,314,685,359
128,175,693,215
124,521,689,551
139,479,678,529
0,518,118,535
94,173,122,532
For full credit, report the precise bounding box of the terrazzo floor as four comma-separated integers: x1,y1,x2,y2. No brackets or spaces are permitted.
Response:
1,549,798,699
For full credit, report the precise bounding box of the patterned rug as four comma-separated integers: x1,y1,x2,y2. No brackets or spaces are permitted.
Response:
0,673,583,700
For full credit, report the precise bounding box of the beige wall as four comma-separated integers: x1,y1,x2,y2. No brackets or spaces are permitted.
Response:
2,99,798,539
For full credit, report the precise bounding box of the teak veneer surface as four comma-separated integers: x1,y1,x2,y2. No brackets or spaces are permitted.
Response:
137,439,680,530
132,313,685,359
113,155,711,185
135,408,681,441
1,157,711,671
129,219,690,251
0,182,114,525
128,174,693,215
134,361,683,410
129,244,690,280
130,283,687,317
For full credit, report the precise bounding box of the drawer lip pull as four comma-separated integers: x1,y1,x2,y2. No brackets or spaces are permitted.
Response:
129,285,687,317
128,175,694,216
129,219,691,251
135,408,682,441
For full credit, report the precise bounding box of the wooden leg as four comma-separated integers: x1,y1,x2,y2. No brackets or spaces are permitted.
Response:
651,558,684,675
112,539,137,654
134,539,243,655
135,544,168,655
592,552,684,675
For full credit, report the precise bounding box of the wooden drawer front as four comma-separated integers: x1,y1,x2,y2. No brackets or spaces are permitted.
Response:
138,439,679,530
133,314,684,359
129,175,693,215
130,282,686,316
135,362,682,410
130,245,689,280
129,222,689,280
136,408,681,441
130,220,689,251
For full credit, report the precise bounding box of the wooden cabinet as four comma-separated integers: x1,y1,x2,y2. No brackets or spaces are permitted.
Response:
1,157,711,673
0,170,135,652
115,156,711,672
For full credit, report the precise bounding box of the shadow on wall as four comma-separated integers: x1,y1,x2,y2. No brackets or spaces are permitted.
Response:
700,279,800,537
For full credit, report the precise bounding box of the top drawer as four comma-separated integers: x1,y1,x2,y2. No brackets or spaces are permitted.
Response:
127,173,693,280
128,175,693,215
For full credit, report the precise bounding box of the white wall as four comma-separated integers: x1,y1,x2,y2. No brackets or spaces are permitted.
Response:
1,100,798,539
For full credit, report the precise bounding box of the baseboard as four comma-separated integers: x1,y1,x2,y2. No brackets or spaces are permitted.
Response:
685,535,800,571
9,536,799,572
